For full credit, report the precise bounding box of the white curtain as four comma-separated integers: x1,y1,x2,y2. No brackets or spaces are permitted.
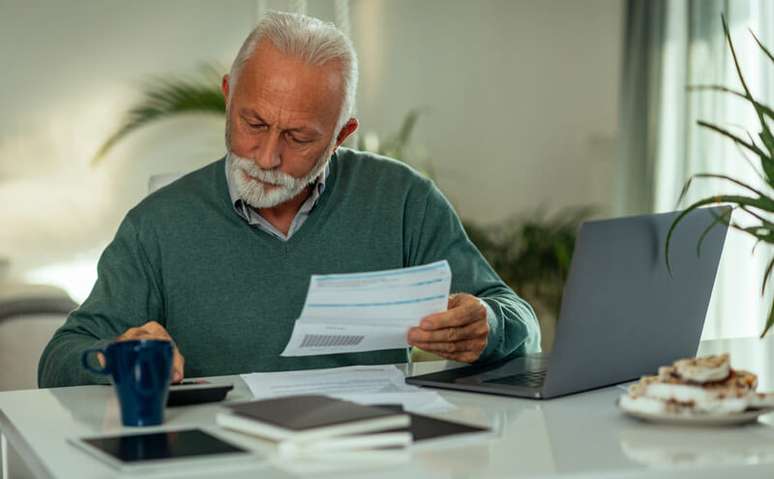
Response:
620,0,774,339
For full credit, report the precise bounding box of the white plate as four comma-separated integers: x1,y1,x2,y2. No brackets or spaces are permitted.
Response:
618,401,774,427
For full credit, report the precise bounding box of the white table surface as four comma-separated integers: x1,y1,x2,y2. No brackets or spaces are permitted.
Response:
3,337,774,479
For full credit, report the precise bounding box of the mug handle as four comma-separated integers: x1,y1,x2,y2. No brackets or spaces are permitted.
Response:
81,348,109,375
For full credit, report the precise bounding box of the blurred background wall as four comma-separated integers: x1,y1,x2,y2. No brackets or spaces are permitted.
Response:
0,0,622,303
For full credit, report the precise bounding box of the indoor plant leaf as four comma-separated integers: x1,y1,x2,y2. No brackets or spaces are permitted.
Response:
762,256,774,296
762,298,774,338
688,85,774,120
750,28,774,64
666,194,773,274
94,65,226,163
696,121,767,159
722,16,770,148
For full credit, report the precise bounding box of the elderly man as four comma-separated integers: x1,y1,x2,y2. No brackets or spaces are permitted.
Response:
38,12,539,388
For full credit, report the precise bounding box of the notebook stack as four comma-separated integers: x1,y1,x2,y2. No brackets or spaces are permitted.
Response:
215,395,413,453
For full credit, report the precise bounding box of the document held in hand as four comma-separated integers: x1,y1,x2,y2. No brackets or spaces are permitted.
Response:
281,260,452,356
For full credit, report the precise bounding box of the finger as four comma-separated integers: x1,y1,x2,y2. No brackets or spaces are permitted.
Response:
420,299,486,330
118,330,163,342
447,351,482,363
116,324,181,381
171,348,185,383
142,321,171,339
140,323,181,382
411,337,487,355
412,339,484,355
118,322,172,342
117,328,152,341
447,293,463,309
424,349,481,364
408,320,488,344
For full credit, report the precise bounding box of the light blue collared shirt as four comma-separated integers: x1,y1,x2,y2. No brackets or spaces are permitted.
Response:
225,153,330,241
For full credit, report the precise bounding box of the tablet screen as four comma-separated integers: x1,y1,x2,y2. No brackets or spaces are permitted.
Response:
82,429,246,463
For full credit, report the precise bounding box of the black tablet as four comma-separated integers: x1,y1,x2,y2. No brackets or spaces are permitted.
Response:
167,381,234,407
101,380,234,407
69,428,257,473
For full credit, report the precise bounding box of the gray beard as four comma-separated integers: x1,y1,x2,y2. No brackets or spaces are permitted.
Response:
226,147,333,210
224,113,335,209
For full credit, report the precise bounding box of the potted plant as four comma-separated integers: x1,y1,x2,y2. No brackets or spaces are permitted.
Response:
666,16,774,337
465,207,593,351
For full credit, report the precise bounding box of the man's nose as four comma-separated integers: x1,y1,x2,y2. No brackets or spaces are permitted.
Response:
255,132,282,169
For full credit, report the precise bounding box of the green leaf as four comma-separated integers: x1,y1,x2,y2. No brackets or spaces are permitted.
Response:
697,121,774,181
731,224,774,243
722,17,766,128
750,28,774,64
739,205,774,227
761,297,774,338
696,207,734,257
688,85,774,119
687,173,767,199
722,17,773,161
763,257,774,296
714,194,774,213
666,195,774,273
94,65,226,164
732,139,768,184
697,121,765,158
760,127,774,160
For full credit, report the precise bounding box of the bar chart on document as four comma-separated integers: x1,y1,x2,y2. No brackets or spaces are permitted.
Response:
281,261,452,356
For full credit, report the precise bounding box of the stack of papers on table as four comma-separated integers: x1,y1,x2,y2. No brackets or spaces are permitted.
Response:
241,365,455,415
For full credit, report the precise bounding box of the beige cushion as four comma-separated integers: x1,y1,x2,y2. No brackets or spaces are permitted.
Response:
0,314,69,391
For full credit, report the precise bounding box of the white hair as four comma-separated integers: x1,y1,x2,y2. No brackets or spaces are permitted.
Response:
228,11,358,131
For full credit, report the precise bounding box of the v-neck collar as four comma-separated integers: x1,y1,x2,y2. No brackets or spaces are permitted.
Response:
215,152,340,247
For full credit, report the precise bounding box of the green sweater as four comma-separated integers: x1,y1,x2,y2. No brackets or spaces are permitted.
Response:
38,149,540,387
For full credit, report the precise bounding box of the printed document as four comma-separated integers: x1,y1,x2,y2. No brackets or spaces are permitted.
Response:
281,260,452,357
241,365,454,413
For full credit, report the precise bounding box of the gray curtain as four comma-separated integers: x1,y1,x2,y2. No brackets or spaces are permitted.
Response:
617,0,773,339
615,0,666,216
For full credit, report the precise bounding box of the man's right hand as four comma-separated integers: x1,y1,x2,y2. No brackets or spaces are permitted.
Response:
99,321,186,383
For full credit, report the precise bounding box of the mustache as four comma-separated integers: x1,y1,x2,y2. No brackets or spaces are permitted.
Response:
229,153,299,188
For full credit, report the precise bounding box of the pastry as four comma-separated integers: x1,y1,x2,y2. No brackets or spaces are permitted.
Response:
619,354,771,418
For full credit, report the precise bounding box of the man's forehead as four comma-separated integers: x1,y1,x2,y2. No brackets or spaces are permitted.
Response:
239,40,344,97
232,40,344,126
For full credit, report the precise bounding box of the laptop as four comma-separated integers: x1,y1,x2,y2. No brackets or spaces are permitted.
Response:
406,207,730,399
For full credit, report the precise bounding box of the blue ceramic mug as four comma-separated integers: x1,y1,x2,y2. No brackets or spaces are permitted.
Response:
82,339,173,427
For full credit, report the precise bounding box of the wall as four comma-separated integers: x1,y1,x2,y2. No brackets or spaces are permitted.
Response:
0,0,623,301
352,0,622,221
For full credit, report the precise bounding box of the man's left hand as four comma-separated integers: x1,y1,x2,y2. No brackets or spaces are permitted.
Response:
407,293,489,363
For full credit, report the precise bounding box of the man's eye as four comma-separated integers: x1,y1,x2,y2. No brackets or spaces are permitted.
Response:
246,121,267,130
286,133,312,144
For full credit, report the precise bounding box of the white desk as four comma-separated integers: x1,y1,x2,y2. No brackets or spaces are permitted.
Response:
2,337,774,478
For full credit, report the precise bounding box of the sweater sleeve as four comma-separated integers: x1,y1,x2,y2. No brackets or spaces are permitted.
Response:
404,180,541,362
37,214,165,387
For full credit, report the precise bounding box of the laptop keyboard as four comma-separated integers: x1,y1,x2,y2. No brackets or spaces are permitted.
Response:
484,370,547,388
